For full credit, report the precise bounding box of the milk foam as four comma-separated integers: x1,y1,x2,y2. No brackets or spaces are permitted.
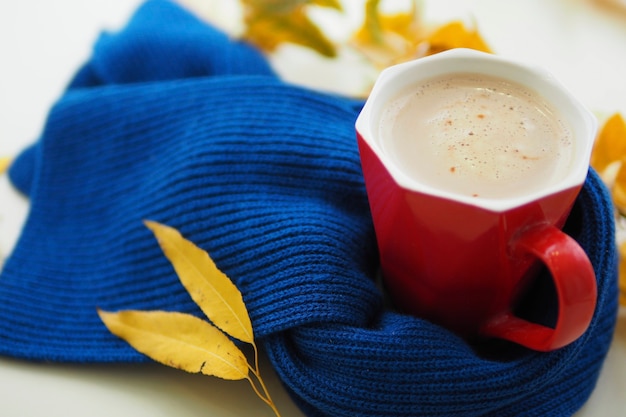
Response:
379,73,574,199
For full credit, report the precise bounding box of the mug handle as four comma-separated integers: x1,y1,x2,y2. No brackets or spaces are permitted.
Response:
479,224,597,351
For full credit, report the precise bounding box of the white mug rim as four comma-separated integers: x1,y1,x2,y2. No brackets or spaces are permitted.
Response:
355,48,598,212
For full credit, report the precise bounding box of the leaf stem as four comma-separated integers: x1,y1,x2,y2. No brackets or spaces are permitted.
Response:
251,343,273,404
245,341,281,417
246,374,271,406
245,373,282,417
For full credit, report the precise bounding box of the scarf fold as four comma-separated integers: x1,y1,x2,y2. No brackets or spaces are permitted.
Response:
1,1,618,416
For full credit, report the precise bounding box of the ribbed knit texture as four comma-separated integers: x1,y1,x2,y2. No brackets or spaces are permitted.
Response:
0,1,618,416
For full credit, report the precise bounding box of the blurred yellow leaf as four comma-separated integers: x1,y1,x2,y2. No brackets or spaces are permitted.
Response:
311,0,342,9
98,309,249,380
591,113,626,174
241,0,340,57
0,157,10,174
144,220,254,344
591,113,626,306
590,113,626,216
424,20,492,56
350,1,492,72
613,162,626,214
350,0,422,68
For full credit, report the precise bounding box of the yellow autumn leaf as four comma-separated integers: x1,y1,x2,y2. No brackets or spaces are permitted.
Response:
379,6,421,42
98,309,249,380
350,2,492,72
590,113,626,175
592,114,626,306
241,0,339,57
144,220,254,344
243,0,341,12
0,157,11,174
612,161,626,215
353,0,421,45
424,20,492,56
353,0,385,45
350,0,422,68
311,0,342,9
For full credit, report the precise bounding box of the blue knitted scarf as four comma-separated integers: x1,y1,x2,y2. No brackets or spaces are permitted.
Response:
0,1,618,416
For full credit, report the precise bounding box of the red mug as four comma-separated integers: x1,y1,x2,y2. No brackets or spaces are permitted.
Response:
356,49,598,351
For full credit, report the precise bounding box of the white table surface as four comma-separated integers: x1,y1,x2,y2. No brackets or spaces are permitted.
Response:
1,0,625,416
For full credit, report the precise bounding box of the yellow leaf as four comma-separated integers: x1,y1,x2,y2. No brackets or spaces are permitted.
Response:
379,8,421,42
144,221,254,344
612,160,626,215
593,114,626,306
311,0,342,10
353,0,385,45
241,1,337,57
424,21,492,56
350,0,423,68
243,0,339,12
98,309,249,380
0,157,11,175
591,113,626,174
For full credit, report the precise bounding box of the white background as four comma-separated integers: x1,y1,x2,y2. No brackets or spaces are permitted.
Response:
1,0,625,416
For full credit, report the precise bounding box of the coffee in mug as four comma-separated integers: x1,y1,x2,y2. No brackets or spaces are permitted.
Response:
356,49,598,352
379,73,575,199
